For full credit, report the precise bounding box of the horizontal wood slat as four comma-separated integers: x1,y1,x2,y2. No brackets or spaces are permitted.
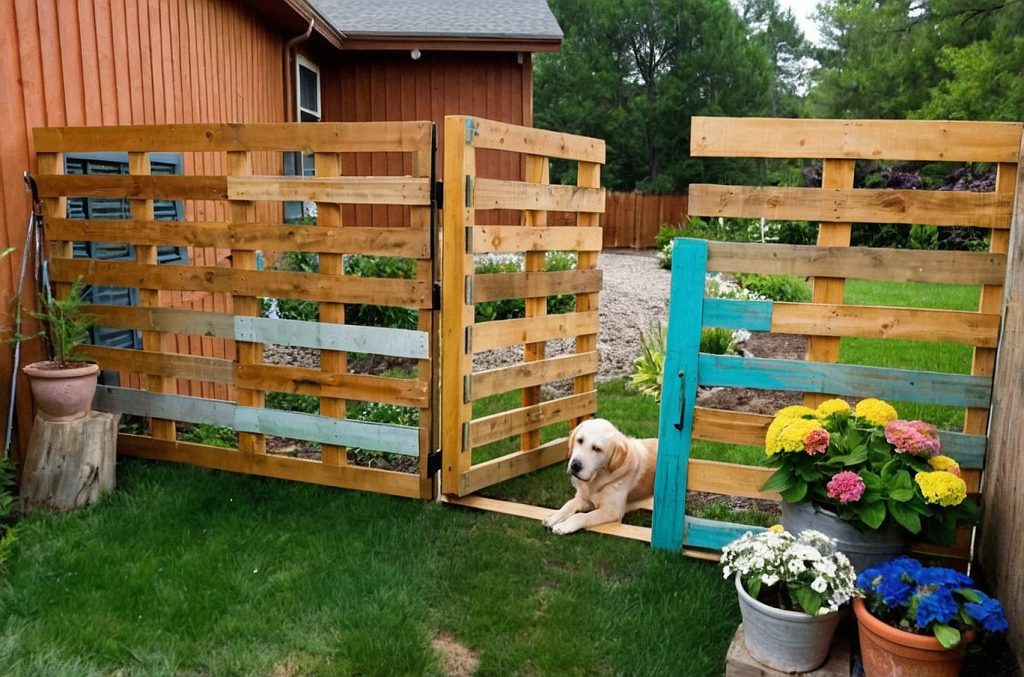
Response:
227,176,431,205
470,352,599,400
687,460,776,499
49,219,432,257
117,435,425,499
472,311,600,353
84,305,235,337
471,225,604,252
469,117,606,163
469,391,596,447
699,354,993,408
684,516,764,552
37,174,227,200
689,184,1012,228
234,317,429,359
80,345,234,383
34,121,434,153
474,178,604,213
51,259,431,306
690,117,1023,163
460,437,568,495
472,269,603,303
706,242,1007,285
235,364,428,408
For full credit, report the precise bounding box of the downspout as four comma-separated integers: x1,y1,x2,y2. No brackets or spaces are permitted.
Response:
283,19,315,122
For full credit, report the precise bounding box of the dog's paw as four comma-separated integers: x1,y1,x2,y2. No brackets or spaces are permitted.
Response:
541,512,561,529
551,521,579,536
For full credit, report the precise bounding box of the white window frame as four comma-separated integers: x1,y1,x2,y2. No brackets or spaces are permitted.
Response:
296,54,321,122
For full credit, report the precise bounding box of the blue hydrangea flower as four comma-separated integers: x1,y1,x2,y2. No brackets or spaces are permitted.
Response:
915,567,974,589
884,557,924,577
916,587,958,627
877,575,912,607
964,593,1010,633
856,567,881,592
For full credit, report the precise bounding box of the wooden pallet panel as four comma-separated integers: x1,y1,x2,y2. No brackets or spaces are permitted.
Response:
471,311,600,352
472,269,603,303
474,177,604,213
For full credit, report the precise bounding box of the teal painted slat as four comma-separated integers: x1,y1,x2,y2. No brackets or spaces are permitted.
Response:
698,355,992,409
652,238,707,551
234,316,428,359
702,298,773,331
938,431,986,469
684,516,765,551
234,407,419,456
93,386,236,427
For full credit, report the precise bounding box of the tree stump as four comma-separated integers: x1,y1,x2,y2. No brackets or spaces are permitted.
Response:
21,411,119,512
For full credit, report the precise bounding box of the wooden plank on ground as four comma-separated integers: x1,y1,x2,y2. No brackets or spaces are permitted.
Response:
471,311,600,352
471,225,604,252
234,364,428,408
48,218,432,257
470,117,606,164
227,175,431,205
470,352,599,400
50,259,431,306
36,173,228,200
470,392,596,447
690,117,1023,163
116,435,424,499
33,121,434,153
706,242,1006,286
473,269,603,303
474,178,604,213
689,184,1012,229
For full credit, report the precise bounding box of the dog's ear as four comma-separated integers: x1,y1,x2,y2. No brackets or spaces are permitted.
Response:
567,423,580,458
606,434,629,473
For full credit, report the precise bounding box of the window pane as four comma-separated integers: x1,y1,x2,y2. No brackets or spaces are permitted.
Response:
298,64,319,116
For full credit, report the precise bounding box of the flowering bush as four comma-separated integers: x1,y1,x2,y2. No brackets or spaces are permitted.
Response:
761,398,980,545
721,527,857,616
857,556,1008,648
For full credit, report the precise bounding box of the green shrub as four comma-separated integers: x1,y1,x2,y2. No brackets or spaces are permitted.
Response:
733,273,811,302
179,425,237,448
265,392,319,415
0,456,16,569
654,225,688,250
630,323,666,401
700,327,736,355
909,224,939,250
474,252,578,322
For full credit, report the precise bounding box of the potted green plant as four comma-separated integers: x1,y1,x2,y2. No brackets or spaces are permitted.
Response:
854,556,1008,676
720,527,857,673
19,278,99,421
760,398,980,570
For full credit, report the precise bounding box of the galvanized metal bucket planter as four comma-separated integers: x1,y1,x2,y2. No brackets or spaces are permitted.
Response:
735,575,841,673
782,500,906,573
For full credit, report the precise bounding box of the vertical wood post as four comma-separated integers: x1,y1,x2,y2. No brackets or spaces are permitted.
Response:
228,150,265,455
315,151,347,466
412,133,437,499
572,161,601,427
521,155,549,452
804,158,855,408
440,116,476,496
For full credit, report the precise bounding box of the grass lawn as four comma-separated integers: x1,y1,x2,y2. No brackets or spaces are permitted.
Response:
0,455,738,676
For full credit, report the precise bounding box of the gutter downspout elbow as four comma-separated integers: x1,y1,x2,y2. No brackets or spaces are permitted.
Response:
284,19,316,122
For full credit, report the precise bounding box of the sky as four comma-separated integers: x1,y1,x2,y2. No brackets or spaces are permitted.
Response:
779,0,823,45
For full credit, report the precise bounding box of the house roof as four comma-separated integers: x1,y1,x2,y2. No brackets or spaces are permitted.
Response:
308,0,563,48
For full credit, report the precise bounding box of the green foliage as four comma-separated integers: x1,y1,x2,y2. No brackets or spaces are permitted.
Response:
654,225,689,250
0,456,15,569
178,425,238,449
700,327,736,355
908,224,939,250
631,323,666,401
24,278,97,367
474,252,577,322
265,392,319,415
734,273,811,302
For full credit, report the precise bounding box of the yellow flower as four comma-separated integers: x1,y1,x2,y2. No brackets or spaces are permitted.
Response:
855,398,898,427
775,405,816,421
928,455,961,477
815,398,851,419
776,418,825,454
915,471,967,507
765,406,817,455
769,524,785,533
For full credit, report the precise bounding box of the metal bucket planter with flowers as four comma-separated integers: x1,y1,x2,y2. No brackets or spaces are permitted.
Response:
854,556,1009,677
720,527,857,673
761,397,980,571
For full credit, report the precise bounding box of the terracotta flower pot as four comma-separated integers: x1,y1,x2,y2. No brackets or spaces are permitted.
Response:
22,361,100,422
853,597,971,677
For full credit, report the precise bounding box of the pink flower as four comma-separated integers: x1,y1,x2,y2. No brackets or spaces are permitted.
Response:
885,420,941,456
804,428,830,455
827,471,866,504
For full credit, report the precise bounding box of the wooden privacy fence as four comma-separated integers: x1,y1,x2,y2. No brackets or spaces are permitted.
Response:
652,117,1021,561
439,115,606,499
33,121,438,499
548,191,688,249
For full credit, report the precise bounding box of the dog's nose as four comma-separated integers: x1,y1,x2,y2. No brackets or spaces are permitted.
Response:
569,459,583,475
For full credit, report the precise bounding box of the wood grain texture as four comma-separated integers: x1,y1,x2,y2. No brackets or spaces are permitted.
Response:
472,269,603,303
689,184,1012,228
474,177,605,213
469,392,596,447
226,175,431,205
690,116,1023,162
470,117,605,163
471,311,600,352
470,352,599,400
471,225,604,253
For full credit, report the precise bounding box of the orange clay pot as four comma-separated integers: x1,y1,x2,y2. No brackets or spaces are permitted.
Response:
854,597,972,677
22,361,99,421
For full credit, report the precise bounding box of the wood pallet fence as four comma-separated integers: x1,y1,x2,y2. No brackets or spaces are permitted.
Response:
651,117,1023,563
439,115,606,498
548,191,688,249
33,121,438,499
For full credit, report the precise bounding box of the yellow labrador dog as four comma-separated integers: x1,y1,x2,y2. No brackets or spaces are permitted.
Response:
542,418,657,535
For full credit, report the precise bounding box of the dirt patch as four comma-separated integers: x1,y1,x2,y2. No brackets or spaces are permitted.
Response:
431,632,480,677
696,332,808,416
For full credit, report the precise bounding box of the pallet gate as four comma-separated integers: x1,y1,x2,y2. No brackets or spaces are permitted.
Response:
29,116,1022,563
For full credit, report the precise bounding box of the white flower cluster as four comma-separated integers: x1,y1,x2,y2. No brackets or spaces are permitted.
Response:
704,273,767,301
473,251,578,271
720,528,857,616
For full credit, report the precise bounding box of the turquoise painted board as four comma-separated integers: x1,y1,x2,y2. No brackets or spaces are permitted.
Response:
653,239,708,551
93,386,236,427
702,298,773,331
937,431,986,469
234,316,428,359
684,516,764,551
698,354,992,409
